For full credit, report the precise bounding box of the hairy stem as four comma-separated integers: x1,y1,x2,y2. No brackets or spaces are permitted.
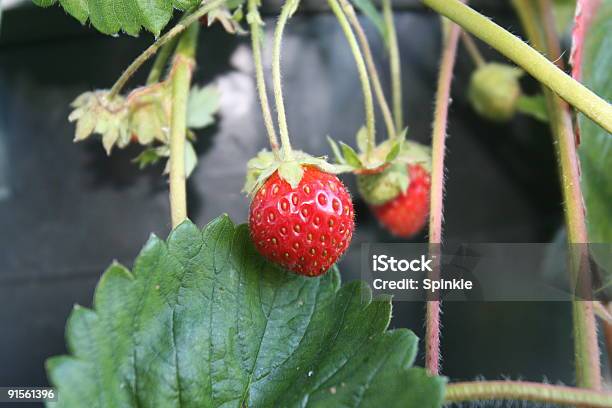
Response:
328,0,376,159
272,0,301,160
382,0,402,132
445,381,612,407
421,0,612,133
340,0,395,139
460,30,485,67
513,0,601,390
108,0,225,99
512,0,601,390
426,15,462,375
168,24,199,228
248,0,280,155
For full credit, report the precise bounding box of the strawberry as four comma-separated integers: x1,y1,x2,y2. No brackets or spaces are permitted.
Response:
249,165,354,277
370,164,430,238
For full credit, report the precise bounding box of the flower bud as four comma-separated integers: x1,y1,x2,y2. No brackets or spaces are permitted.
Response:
468,63,523,122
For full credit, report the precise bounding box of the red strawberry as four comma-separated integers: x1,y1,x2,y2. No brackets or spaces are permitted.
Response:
371,164,430,238
249,166,355,277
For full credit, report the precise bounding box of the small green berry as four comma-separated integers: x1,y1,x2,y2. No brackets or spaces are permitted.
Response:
468,63,523,122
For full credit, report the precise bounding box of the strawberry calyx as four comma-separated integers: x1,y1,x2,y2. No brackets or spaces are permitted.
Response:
356,140,431,205
326,125,431,206
244,149,353,196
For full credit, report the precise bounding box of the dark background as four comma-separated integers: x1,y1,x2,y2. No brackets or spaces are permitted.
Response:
0,0,604,402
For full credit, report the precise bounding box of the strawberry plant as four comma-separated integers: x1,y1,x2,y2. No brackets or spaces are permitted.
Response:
22,0,612,406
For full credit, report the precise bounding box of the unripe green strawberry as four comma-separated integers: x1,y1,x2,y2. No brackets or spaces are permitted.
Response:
249,166,355,277
468,63,523,122
356,163,408,205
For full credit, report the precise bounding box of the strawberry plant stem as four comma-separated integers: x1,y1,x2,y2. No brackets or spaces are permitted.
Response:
108,0,225,99
168,24,199,228
272,0,300,160
512,0,601,390
382,0,402,133
328,0,376,159
340,0,396,139
248,0,281,156
426,15,462,376
147,37,179,85
460,30,485,67
421,0,612,133
445,381,612,407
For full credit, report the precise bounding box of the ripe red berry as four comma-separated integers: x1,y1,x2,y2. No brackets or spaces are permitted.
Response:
249,166,355,277
371,164,430,238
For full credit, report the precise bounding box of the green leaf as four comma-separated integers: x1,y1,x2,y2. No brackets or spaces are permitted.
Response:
340,142,363,168
351,0,388,47
32,0,202,36
516,94,549,122
578,1,612,243
46,216,445,407
187,85,221,129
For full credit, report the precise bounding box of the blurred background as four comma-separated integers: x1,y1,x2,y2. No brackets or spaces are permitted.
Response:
0,0,606,400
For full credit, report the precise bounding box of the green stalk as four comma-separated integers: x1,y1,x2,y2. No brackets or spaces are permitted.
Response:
272,0,300,160
511,0,601,390
328,0,376,159
168,23,199,228
382,0,402,133
146,36,180,85
460,30,485,67
445,381,612,407
339,0,396,139
248,0,281,156
426,16,462,375
420,0,612,133
108,0,225,99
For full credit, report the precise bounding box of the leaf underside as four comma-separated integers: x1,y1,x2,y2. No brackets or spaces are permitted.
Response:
578,1,612,244
32,0,202,36
47,215,445,408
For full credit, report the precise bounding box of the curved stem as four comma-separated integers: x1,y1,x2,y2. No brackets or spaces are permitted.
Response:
248,0,280,156
421,0,612,133
460,30,485,67
340,0,395,139
426,15,462,376
512,0,601,390
445,381,612,407
328,0,376,159
168,23,199,227
108,0,225,99
272,0,300,160
382,0,402,133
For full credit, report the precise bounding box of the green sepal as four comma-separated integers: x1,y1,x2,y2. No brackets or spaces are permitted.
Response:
327,136,346,164
340,142,363,168
357,140,431,205
357,163,410,205
244,149,353,195
516,94,549,123
356,125,369,153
